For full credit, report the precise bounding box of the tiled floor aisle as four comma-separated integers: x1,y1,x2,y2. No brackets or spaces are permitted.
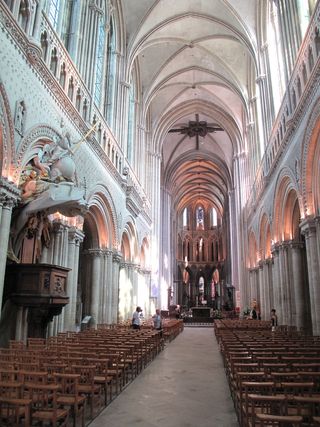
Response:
89,327,239,427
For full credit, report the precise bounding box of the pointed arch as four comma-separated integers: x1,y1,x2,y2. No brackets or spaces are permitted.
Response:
259,213,271,260
248,229,258,268
302,97,320,216
140,236,150,268
121,221,139,263
273,168,303,243
86,185,118,249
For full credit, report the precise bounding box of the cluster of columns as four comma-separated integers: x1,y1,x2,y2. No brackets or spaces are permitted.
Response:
247,215,320,336
83,248,122,327
118,261,152,320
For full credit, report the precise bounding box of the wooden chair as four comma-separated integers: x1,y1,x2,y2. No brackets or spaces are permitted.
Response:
0,396,32,426
69,364,102,419
88,358,113,405
53,373,86,427
313,416,320,426
239,382,275,426
245,394,288,427
290,395,320,424
26,383,69,427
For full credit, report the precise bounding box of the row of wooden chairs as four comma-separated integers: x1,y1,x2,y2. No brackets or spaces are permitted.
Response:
0,320,184,426
215,320,320,426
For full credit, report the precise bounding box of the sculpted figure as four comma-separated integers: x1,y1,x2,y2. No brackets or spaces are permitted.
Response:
20,169,48,203
34,132,76,182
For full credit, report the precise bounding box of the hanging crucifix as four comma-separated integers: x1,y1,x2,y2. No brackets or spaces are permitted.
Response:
168,114,223,149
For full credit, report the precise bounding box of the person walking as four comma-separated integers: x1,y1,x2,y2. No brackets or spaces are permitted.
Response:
152,309,162,330
271,308,278,331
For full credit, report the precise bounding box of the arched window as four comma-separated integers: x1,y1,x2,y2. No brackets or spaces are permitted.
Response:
211,207,217,227
94,15,105,106
196,205,204,230
183,208,188,228
106,18,116,127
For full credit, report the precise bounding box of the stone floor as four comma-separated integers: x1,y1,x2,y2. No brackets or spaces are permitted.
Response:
89,328,239,427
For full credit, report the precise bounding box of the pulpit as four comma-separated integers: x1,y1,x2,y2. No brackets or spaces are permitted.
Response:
4,263,70,338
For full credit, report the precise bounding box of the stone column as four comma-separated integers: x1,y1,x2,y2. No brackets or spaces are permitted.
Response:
289,241,305,330
247,270,253,306
105,250,113,324
52,222,64,265
258,261,266,319
0,180,19,317
112,252,122,323
271,243,282,324
264,259,273,319
257,262,264,317
64,227,84,331
89,249,103,326
279,242,291,325
0,199,15,311
301,218,320,335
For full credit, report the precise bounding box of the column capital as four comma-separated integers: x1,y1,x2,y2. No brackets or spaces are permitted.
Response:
278,240,291,250
52,221,65,234
271,242,280,255
102,249,113,257
300,217,317,236
0,177,20,208
0,196,17,209
112,252,122,263
86,248,104,257
68,227,85,245
287,240,304,250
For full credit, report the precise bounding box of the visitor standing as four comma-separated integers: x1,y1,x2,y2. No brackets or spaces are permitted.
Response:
132,306,143,330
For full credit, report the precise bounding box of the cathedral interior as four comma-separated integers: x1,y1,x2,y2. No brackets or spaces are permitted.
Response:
0,0,320,343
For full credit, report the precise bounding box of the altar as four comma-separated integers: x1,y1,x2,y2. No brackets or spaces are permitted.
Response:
191,307,211,318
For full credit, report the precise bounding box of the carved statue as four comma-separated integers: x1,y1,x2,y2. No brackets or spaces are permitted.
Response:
20,169,49,203
34,132,76,182
22,211,52,263
14,101,26,136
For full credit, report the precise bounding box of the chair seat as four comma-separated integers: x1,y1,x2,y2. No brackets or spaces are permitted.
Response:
32,407,69,420
256,413,303,422
57,394,86,405
78,384,100,393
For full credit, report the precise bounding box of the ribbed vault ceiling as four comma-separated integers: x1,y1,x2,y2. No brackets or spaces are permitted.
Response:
121,0,258,215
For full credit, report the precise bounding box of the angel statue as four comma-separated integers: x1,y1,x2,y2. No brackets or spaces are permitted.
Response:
33,132,75,182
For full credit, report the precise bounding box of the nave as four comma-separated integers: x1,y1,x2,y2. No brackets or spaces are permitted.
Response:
90,327,238,427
